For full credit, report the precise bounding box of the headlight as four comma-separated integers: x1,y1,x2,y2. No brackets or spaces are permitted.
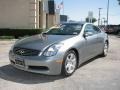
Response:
43,43,63,57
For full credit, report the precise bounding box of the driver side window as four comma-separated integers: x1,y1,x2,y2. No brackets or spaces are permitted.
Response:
84,24,96,36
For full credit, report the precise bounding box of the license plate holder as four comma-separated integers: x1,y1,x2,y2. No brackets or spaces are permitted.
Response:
15,58,25,67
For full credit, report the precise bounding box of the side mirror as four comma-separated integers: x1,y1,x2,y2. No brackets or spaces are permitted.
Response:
83,32,93,37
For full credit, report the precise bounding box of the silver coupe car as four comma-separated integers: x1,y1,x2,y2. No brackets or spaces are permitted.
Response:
9,22,109,76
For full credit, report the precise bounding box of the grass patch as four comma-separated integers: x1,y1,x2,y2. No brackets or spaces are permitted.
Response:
0,36,15,39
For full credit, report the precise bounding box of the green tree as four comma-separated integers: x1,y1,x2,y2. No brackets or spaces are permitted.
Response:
85,17,97,23
118,0,120,4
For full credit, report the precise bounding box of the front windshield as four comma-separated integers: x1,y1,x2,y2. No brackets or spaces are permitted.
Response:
45,24,83,35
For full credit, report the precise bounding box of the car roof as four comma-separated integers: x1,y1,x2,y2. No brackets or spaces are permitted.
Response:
61,22,86,25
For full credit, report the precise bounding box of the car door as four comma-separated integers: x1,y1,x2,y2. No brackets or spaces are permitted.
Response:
92,26,104,54
83,24,99,61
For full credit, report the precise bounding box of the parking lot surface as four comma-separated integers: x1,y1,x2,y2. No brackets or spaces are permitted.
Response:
0,35,120,90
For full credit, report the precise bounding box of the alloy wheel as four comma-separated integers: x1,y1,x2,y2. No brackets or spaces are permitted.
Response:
104,42,108,56
65,52,77,74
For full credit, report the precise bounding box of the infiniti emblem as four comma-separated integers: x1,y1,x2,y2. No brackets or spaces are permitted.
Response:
18,50,25,54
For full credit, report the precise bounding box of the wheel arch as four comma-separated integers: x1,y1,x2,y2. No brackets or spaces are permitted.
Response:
106,40,109,44
105,39,109,47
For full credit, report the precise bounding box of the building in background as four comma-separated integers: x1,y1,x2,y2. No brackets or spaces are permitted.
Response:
60,15,68,23
0,0,60,29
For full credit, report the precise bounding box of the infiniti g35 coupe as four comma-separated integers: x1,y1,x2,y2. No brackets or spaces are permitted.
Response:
9,22,109,76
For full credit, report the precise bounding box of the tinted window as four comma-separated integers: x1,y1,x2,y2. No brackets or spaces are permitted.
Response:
84,24,101,36
93,26,101,33
84,24,96,35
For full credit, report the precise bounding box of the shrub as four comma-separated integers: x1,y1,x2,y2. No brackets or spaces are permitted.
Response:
0,29,43,38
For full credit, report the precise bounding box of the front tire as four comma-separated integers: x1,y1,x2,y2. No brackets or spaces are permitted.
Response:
61,50,77,76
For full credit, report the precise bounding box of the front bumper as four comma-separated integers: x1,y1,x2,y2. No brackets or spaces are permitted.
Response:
9,50,64,75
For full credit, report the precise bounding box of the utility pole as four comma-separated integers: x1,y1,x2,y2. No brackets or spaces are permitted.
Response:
102,18,106,27
98,8,102,26
62,0,64,15
107,0,109,26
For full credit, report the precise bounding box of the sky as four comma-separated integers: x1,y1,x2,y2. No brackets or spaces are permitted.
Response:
55,0,120,25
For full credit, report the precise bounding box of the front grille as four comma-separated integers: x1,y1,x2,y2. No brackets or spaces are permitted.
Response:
13,47,40,56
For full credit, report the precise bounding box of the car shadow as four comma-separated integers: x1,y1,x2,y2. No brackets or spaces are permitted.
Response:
116,35,120,38
79,55,101,68
0,56,102,84
0,64,65,84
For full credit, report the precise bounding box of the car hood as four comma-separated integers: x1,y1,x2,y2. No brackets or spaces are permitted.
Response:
14,34,75,51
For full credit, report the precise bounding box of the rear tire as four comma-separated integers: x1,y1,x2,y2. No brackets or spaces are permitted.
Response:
61,50,77,76
101,41,108,57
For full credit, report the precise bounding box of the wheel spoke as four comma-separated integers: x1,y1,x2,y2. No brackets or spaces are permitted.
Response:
70,54,74,59
70,64,75,70
66,64,71,72
66,57,71,62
